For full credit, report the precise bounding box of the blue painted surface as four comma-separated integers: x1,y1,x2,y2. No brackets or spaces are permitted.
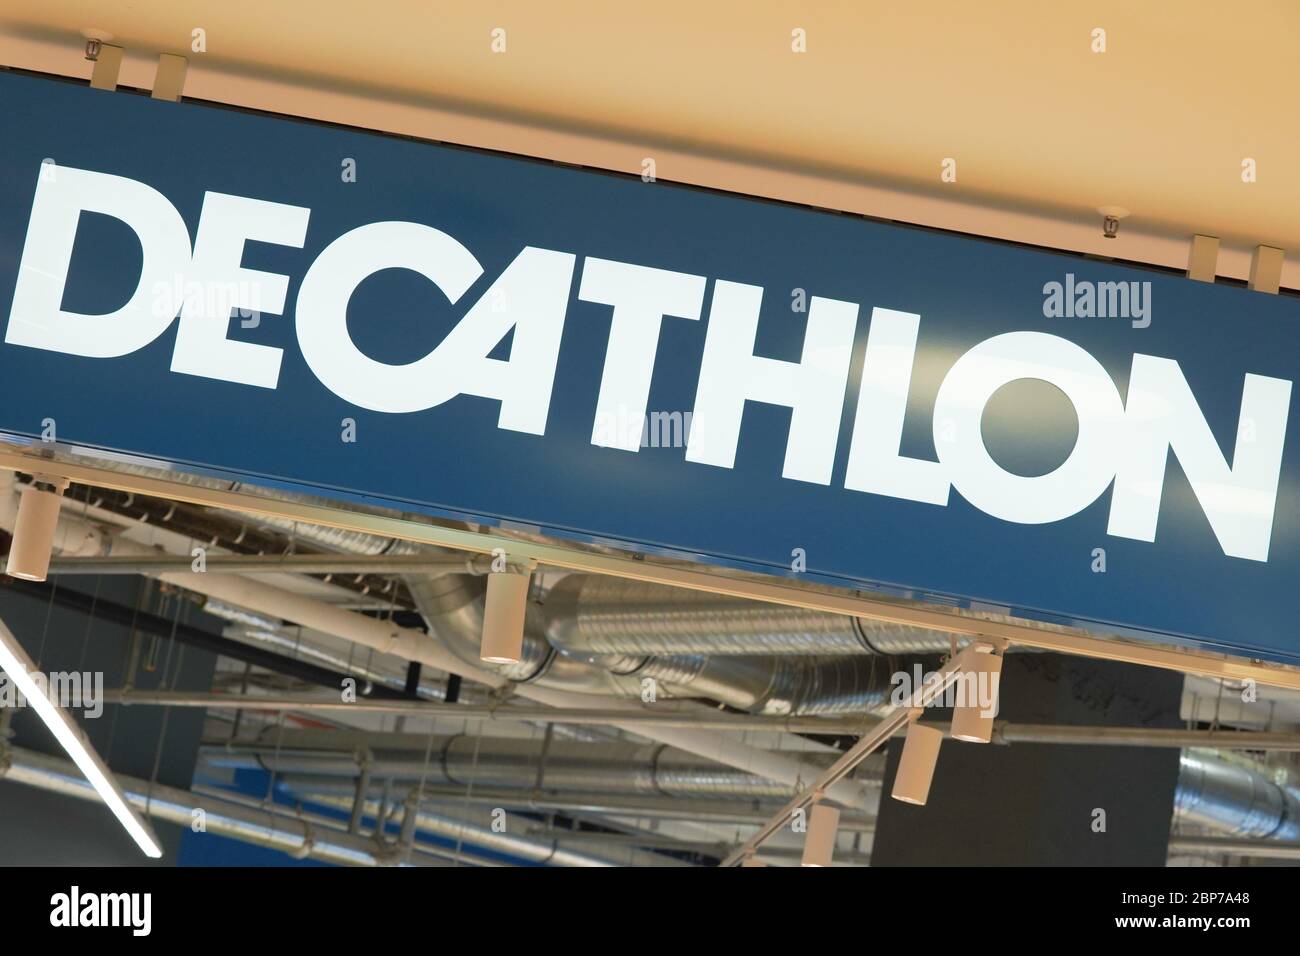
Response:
1,72,1297,662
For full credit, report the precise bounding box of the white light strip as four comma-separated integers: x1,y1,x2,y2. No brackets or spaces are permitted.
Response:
0,618,162,858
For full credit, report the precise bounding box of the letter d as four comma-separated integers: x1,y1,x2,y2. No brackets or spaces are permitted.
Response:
6,165,191,357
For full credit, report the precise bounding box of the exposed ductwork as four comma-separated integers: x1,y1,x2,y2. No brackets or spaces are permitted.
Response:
543,575,956,657
1175,750,1300,841
406,573,901,716
202,734,872,800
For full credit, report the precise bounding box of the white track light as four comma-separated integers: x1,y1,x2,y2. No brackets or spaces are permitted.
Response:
480,569,531,664
0,617,162,857
891,721,943,806
950,649,1003,743
6,477,68,581
801,802,840,867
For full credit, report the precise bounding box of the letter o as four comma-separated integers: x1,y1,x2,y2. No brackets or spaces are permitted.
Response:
932,331,1124,524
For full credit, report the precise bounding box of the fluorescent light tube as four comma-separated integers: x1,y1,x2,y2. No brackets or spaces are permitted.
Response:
0,617,162,858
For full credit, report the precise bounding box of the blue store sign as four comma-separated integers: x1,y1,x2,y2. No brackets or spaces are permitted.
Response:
1,72,1296,662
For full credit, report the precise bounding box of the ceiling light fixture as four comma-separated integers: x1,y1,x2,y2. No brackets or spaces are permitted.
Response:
949,648,1003,743
479,563,533,664
891,719,943,806
800,802,840,867
5,476,68,581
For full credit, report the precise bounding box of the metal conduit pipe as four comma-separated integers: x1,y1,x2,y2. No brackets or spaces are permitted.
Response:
296,790,694,867
202,735,866,799
0,744,440,867
278,780,880,830
543,575,957,656
1175,750,1300,840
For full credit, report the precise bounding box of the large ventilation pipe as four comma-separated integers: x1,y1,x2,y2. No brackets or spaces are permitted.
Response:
1175,750,1300,840
544,575,956,656
405,574,900,716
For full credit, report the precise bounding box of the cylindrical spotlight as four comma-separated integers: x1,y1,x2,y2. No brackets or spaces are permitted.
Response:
891,721,943,805
479,570,531,664
6,478,68,582
950,650,1003,743
800,802,840,867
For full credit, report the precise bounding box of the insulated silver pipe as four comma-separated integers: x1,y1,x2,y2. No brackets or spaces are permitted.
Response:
201,735,869,800
408,574,899,716
1175,750,1300,840
544,575,956,656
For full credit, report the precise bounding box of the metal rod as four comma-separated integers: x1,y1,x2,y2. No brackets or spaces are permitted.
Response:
995,724,1300,751
28,553,474,575
109,689,1300,750
0,743,442,867
270,779,880,830
2,576,416,699
1168,835,1300,860
104,689,881,733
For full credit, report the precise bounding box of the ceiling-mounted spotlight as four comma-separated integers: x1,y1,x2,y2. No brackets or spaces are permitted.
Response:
949,648,1003,743
5,476,69,581
891,720,943,806
479,564,533,664
800,802,840,867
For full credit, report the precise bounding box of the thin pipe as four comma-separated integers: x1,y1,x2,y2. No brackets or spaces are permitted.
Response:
106,689,877,733
103,690,1300,751
0,744,442,867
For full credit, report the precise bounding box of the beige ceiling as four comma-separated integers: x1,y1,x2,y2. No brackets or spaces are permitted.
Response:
1,0,1297,250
